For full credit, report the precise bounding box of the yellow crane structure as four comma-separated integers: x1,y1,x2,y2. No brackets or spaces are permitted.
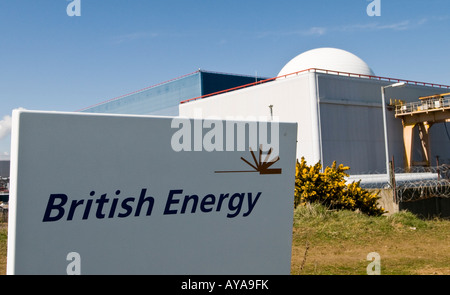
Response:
394,92,450,170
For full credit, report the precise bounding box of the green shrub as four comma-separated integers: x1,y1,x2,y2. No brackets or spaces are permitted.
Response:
295,157,385,216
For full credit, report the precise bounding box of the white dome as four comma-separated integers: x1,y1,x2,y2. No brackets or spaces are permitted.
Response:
277,48,375,77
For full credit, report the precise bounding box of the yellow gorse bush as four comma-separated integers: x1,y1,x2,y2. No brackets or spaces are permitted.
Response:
295,157,385,216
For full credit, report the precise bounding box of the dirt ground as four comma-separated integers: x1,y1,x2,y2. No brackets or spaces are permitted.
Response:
291,222,450,275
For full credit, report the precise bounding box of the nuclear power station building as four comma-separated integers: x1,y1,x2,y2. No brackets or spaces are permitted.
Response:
82,48,450,176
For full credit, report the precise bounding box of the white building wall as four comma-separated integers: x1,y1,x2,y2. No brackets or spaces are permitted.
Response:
180,72,450,174
180,73,320,163
317,74,450,173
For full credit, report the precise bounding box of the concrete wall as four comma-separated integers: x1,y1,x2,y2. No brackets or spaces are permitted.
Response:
369,188,450,219
370,189,399,216
399,197,450,219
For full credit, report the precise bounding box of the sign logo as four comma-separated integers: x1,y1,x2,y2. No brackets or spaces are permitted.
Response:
215,145,282,175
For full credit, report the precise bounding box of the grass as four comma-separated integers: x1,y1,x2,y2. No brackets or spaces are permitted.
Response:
1,205,450,275
0,223,7,275
291,203,450,275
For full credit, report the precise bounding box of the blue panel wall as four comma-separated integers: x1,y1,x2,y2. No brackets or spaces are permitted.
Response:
201,71,265,96
81,70,267,116
82,72,202,116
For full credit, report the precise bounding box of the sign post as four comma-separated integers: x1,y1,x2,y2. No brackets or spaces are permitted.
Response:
7,110,297,275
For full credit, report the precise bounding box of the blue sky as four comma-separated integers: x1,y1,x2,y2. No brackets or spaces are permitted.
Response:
1,0,450,159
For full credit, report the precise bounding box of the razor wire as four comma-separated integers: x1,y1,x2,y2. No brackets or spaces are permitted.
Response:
350,164,450,202
396,179,450,203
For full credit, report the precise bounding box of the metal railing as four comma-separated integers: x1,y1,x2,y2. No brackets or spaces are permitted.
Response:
395,96,450,117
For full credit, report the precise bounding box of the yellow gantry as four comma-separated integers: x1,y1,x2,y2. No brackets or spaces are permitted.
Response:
394,93,450,170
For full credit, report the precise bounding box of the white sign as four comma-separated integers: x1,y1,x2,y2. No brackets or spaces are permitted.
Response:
7,110,297,275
